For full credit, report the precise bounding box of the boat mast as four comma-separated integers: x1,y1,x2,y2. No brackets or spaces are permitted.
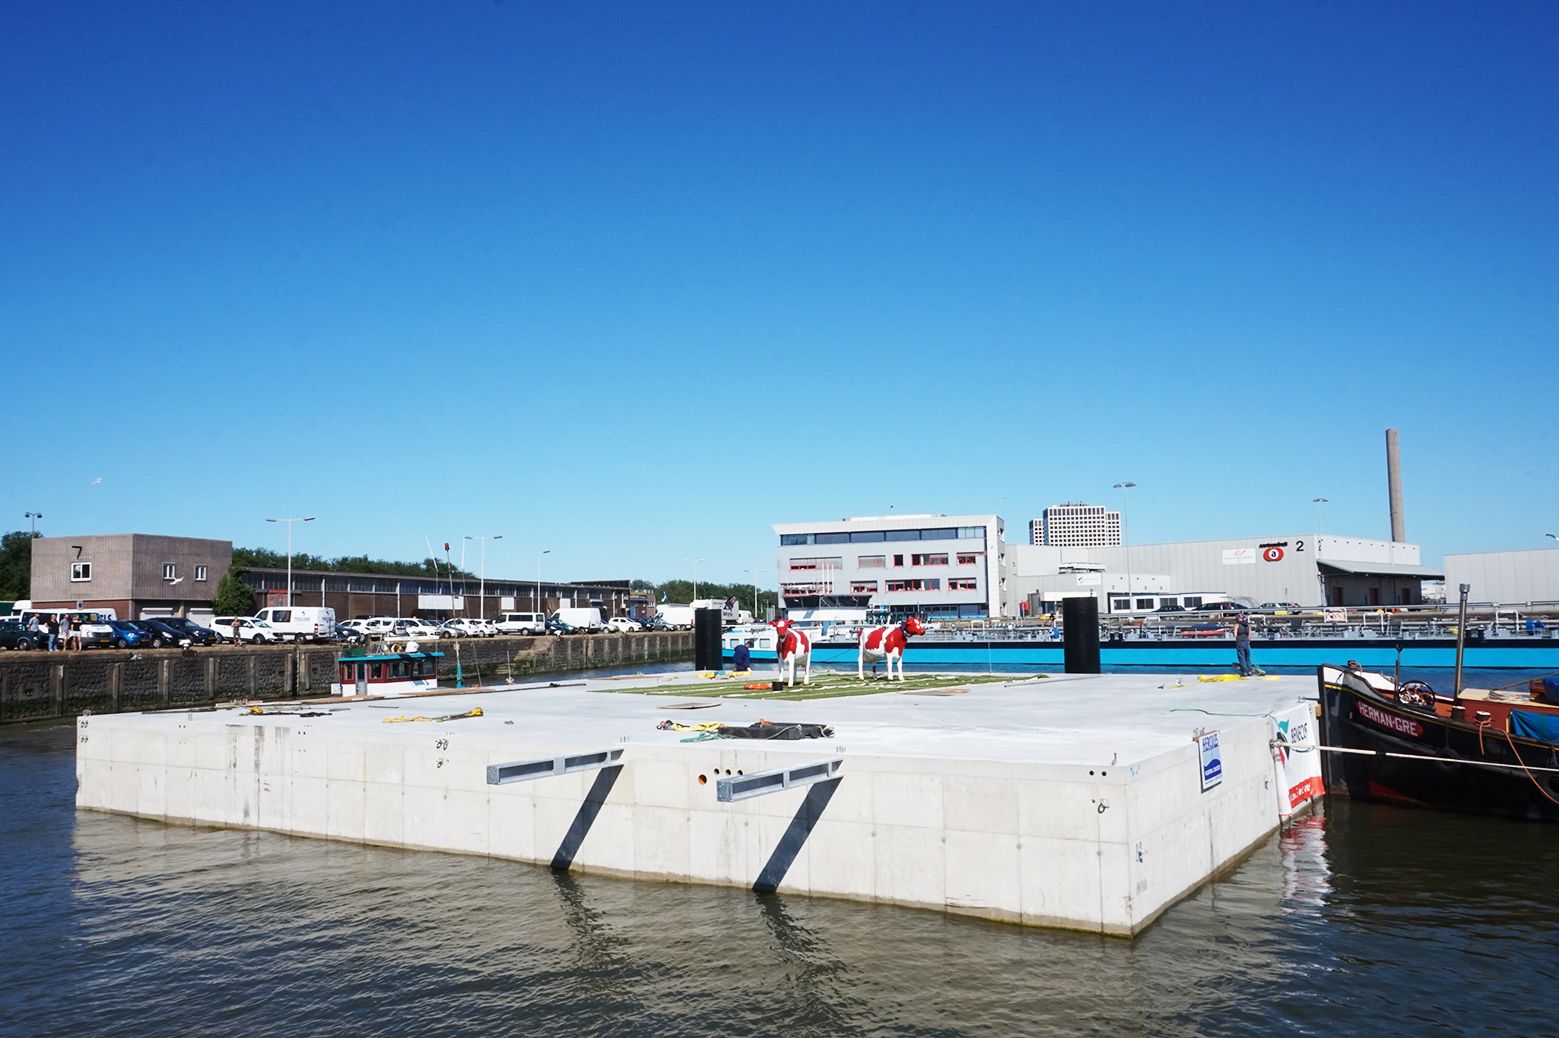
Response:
1453,582,1469,695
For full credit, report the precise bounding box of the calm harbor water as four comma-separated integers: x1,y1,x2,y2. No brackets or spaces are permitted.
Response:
4,674,1557,1038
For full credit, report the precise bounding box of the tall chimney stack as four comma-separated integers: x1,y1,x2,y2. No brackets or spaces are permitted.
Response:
1386,428,1405,542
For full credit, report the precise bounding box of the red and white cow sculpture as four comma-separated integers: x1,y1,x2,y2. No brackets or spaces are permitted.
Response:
771,619,812,687
858,616,927,680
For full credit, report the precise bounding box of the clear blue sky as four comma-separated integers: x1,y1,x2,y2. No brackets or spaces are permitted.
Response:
4,2,1556,585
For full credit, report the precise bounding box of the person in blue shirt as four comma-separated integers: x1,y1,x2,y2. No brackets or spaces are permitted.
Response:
1234,614,1253,676
732,640,751,673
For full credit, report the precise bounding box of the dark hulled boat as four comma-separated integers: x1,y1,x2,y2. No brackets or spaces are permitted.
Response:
1318,664,1559,822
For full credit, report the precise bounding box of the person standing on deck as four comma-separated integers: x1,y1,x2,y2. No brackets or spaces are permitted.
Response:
1234,614,1253,676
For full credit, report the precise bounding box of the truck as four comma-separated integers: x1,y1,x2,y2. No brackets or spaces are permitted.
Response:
656,604,695,629
690,599,752,626
551,607,606,632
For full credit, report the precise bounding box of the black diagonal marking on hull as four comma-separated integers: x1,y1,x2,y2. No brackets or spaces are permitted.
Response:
752,776,842,894
550,764,623,871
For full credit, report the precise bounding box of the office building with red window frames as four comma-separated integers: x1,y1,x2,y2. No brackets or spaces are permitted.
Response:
773,514,1004,620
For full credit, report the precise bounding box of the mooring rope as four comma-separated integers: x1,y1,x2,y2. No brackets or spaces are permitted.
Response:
1277,739,1559,776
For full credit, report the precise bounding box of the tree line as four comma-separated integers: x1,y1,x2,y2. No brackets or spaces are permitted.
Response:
632,578,778,615
231,547,476,580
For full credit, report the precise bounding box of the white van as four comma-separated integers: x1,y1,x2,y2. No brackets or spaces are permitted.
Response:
552,607,605,632
254,606,337,642
495,612,545,635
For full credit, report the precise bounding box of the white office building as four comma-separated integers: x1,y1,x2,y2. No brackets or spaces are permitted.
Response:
1032,503,1121,547
774,514,1005,619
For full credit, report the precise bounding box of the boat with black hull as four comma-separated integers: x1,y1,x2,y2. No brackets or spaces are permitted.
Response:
1317,664,1559,822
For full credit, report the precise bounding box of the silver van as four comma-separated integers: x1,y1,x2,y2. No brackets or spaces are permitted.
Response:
495,612,544,635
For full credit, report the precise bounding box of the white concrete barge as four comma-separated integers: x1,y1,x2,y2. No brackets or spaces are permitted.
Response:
74,671,1323,936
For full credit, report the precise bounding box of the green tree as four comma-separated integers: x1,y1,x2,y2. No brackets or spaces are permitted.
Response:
635,577,777,616
213,569,256,615
0,530,38,600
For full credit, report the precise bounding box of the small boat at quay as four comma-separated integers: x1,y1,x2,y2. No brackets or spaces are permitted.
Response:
1317,664,1559,821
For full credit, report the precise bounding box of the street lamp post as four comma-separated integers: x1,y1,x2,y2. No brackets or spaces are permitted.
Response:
683,557,706,601
1313,498,1329,540
1112,483,1135,602
265,516,315,607
464,535,502,620
25,512,42,538
745,568,767,617
537,550,551,617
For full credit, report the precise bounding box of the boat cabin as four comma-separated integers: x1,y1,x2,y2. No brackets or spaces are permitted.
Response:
332,651,444,697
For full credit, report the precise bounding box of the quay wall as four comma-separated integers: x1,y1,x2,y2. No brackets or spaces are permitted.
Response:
0,632,693,725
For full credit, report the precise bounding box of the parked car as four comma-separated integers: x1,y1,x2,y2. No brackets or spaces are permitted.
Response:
212,616,281,645
440,618,494,639
345,617,396,639
606,616,642,632
131,619,193,648
544,616,575,636
638,616,672,632
0,620,45,650
386,618,441,643
253,606,338,643
332,622,368,645
152,616,222,645
495,612,545,635
105,620,156,650
1257,602,1303,614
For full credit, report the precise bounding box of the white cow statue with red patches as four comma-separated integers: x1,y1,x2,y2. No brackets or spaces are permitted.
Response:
858,616,927,681
771,619,812,687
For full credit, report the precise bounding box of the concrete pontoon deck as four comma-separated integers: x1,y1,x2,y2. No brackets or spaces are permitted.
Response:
75,670,1323,936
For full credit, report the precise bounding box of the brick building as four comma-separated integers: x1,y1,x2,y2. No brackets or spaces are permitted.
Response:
30,534,232,622
238,568,633,621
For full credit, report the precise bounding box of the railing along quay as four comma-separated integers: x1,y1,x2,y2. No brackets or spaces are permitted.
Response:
0,631,694,725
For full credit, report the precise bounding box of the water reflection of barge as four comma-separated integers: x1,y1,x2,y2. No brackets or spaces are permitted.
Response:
723,620,1559,670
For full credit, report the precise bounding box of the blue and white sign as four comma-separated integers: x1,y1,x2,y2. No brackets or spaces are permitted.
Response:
1199,730,1223,792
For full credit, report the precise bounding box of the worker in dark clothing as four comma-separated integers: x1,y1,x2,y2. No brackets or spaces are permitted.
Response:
732,640,752,673
1234,614,1253,676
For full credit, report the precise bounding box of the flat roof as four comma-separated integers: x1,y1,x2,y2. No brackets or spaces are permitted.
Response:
1317,560,1444,579
115,669,1317,768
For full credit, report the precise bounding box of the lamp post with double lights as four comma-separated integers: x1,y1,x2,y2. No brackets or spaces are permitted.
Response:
25,512,42,538
683,557,706,601
464,535,502,620
1112,483,1135,601
265,516,315,606
745,568,767,617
